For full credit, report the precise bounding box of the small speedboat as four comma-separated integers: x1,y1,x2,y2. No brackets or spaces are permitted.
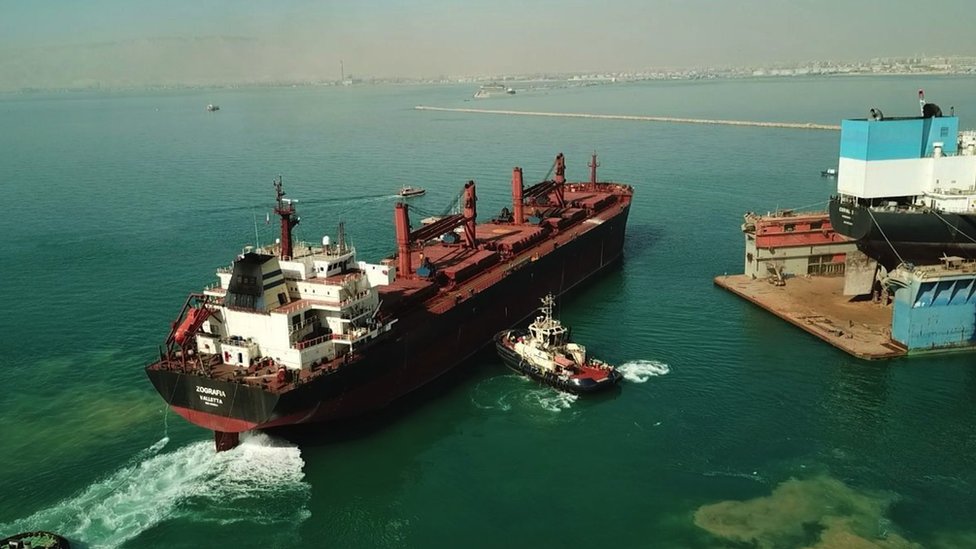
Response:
398,186,425,197
206,104,220,112
821,168,837,177
495,294,622,394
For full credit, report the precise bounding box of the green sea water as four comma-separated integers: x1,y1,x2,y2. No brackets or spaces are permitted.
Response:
2,76,976,548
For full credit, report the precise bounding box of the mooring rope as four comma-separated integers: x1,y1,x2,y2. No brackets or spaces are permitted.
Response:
867,207,907,267
778,199,828,214
930,209,976,245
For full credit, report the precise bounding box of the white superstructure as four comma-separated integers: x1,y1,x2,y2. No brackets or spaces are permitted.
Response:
196,232,396,372
512,295,589,374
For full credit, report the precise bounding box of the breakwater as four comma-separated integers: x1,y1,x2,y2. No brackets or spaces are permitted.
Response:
414,105,840,131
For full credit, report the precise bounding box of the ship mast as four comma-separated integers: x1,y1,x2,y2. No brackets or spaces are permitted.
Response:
553,153,566,207
588,153,600,184
394,203,412,277
273,176,300,260
462,180,478,248
540,293,555,322
511,167,524,225
337,220,347,254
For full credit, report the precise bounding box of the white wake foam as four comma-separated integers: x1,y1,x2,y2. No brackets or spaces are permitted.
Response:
618,360,671,383
472,375,579,413
0,433,309,549
528,389,578,412
470,375,523,411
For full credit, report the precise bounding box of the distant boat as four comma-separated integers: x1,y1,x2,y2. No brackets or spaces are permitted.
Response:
473,83,515,99
398,186,425,197
206,104,220,112
821,168,837,177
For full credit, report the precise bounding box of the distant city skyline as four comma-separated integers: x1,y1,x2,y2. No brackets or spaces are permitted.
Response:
1,0,975,90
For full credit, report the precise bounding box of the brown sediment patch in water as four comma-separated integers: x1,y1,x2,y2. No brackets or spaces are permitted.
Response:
0,390,158,474
693,476,920,548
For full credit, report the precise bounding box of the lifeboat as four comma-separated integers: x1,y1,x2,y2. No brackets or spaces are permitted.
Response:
174,307,211,345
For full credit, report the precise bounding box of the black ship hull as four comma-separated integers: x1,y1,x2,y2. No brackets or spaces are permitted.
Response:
829,197,976,268
147,203,631,434
494,329,622,394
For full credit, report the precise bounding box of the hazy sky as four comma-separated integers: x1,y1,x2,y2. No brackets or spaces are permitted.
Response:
1,0,974,89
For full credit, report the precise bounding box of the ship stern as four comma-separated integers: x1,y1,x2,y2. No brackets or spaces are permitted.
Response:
146,366,281,449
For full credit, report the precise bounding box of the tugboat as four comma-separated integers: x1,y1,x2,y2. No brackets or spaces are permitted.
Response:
494,294,622,394
1,531,70,548
398,185,425,197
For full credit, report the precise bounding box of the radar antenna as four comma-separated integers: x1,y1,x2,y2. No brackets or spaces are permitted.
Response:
539,293,556,321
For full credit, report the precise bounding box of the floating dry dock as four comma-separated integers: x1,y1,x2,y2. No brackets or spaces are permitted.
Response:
718,210,976,359
716,209,903,359
715,274,904,360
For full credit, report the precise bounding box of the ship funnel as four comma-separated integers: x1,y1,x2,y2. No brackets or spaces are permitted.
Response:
512,167,524,225
395,203,412,277
463,180,477,248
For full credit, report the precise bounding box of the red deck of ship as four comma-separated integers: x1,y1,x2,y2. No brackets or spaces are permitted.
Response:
379,184,633,315
746,211,850,249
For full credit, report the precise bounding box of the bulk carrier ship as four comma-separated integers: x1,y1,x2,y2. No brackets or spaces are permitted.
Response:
146,153,634,450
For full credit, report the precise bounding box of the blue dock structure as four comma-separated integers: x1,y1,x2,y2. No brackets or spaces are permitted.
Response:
885,257,976,352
